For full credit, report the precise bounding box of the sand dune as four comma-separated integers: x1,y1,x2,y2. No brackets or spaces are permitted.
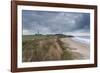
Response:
22,35,90,62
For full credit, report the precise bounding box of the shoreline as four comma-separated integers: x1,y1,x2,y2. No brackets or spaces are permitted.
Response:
61,37,90,59
72,37,90,45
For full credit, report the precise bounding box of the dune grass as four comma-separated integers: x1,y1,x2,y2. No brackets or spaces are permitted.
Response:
22,35,73,62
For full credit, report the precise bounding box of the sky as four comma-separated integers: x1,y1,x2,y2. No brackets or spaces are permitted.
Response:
22,10,90,36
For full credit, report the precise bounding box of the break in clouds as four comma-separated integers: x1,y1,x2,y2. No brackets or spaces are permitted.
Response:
22,10,90,36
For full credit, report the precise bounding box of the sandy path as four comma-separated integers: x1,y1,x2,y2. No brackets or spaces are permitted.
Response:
61,38,90,59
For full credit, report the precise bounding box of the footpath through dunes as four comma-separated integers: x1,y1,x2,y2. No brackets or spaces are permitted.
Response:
60,38,90,59
22,36,74,62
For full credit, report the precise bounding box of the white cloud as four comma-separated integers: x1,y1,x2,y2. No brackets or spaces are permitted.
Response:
63,32,90,36
23,29,33,35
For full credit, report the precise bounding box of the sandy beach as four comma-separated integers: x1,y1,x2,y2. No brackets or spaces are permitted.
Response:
61,37,90,59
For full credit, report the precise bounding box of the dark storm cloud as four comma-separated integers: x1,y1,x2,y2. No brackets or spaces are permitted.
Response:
22,10,90,35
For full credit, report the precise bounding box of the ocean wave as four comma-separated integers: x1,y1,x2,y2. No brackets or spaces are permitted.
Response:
72,37,90,44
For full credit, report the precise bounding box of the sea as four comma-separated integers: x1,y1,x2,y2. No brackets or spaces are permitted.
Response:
72,36,90,44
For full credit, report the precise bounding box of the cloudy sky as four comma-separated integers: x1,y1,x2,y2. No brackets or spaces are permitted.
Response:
22,10,90,36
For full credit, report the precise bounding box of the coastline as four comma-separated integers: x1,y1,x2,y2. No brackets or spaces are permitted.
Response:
61,37,90,59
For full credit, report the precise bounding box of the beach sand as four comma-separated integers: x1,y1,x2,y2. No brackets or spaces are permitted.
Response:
61,37,90,59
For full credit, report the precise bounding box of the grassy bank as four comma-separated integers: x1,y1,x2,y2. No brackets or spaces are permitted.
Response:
22,35,74,62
